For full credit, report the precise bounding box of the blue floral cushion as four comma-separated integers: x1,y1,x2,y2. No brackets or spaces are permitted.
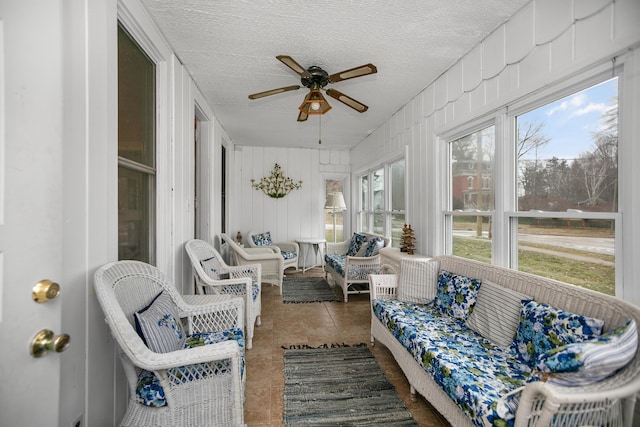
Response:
136,328,244,407
364,237,384,257
373,299,534,426
346,233,367,256
324,254,346,276
134,291,186,353
434,270,482,321
280,250,297,260
510,300,604,369
324,253,380,279
536,319,637,386
251,231,273,246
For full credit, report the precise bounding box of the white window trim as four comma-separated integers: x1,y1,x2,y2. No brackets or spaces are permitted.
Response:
356,155,406,243
440,60,626,296
118,0,174,273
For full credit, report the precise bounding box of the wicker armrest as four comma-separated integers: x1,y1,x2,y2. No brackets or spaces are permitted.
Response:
369,274,399,300
227,263,261,281
242,246,281,258
178,296,245,335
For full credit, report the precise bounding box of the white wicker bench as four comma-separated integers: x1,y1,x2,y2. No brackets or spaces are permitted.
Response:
370,255,640,427
324,232,390,302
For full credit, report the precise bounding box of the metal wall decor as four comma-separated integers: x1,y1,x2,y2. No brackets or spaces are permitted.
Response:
251,163,302,198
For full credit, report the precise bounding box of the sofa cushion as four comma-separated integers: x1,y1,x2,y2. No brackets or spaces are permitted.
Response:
324,254,346,277
134,291,186,353
373,299,534,426
465,280,530,349
434,270,481,321
364,237,385,257
536,319,637,386
397,259,440,305
136,328,245,407
251,231,273,246
280,250,297,260
510,299,605,369
346,232,368,256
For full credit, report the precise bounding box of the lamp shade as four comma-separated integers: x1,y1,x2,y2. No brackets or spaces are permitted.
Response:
298,85,332,115
324,192,346,210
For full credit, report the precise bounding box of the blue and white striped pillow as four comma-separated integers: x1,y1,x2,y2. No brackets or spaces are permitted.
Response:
134,291,186,353
536,318,638,386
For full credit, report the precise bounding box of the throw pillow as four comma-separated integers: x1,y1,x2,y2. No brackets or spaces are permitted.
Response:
134,291,186,353
364,237,385,257
536,319,637,386
397,259,440,305
252,231,273,246
510,299,604,369
199,256,220,280
434,270,482,321
465,280,531,348
346,233,368,256
355,237,370,257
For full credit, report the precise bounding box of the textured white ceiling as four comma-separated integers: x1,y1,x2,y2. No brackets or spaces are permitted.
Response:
140,0,530,149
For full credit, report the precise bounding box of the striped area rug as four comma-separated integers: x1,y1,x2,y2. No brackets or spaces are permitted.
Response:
283,344,417,426
282,277,339,303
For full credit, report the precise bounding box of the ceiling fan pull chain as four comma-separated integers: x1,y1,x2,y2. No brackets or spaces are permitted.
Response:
318,114,322,144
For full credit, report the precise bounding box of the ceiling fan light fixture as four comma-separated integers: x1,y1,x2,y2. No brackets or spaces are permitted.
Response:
298,86,332,115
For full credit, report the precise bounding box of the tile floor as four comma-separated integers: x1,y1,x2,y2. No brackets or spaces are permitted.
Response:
244,267,451,427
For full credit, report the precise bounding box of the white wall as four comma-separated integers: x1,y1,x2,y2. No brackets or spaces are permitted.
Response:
229,147,350,246
352,0,640,304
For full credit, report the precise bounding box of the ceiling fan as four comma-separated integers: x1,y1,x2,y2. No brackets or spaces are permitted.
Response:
248,55,377,122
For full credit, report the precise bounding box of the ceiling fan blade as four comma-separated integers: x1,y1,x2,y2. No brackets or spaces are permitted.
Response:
328,63,377,83
297,110,308,122
326,89,368,113
276,55,312,79
248,85,300,100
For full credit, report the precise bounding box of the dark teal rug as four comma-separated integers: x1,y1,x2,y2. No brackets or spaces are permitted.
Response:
282,277,339,303
283,344,417,426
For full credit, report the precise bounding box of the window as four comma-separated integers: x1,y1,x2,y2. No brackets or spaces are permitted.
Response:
118,25,156,263
325,179,345,243
444,76,619,296
447,126,495,263
359,158,405,247
511,78,618,295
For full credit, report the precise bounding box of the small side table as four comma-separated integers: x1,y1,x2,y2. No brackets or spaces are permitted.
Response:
296,238,327,273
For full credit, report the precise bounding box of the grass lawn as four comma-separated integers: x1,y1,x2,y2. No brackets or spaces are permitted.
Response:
452,236,615,296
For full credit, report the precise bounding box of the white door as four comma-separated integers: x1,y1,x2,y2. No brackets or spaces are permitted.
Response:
0,1,65,424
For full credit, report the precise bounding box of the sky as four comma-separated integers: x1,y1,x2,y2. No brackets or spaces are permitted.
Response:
517,77,618,162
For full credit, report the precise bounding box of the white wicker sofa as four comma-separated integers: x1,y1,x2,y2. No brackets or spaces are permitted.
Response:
370,255,640,427
324,232,390,302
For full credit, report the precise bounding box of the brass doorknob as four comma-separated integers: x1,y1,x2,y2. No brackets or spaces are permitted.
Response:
32,280,61,303
30,329,70,358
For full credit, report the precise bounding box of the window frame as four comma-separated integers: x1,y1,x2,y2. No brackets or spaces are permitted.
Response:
117,5,173,271
441,65,623,296
357,156,406,246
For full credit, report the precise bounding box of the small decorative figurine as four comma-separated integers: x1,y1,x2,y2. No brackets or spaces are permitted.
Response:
236,231,243,244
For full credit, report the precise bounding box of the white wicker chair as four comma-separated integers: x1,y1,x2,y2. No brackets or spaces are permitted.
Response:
185,239,261,349
246,230,299,273
94,260,245,427
221,233,285,294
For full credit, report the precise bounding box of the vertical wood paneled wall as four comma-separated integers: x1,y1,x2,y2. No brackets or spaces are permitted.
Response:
229,146,350,245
